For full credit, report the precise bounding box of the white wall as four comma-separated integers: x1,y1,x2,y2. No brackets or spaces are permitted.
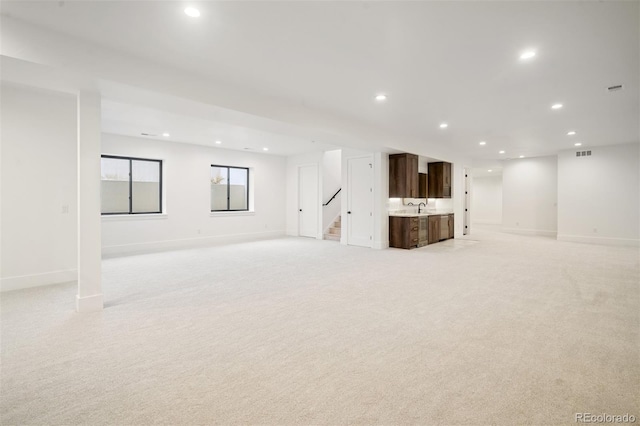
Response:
1,84,77,291
502,156,558,236
557,143,639,246
322,149,341,231
471,175,503,225
101,133,286,255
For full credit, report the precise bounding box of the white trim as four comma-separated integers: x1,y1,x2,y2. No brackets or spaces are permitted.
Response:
210,211,255,217
1,269,77,292
102,213,168,221
102,230,285,257
76,293,103,312
501,227,557,237
373,240,390,250
557,234,640,247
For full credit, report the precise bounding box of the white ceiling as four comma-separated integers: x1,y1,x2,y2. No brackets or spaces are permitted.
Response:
2,1,638,160
101,100,336,156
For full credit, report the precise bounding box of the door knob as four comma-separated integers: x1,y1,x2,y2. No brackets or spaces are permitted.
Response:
299,209,302,212
347,211,351,214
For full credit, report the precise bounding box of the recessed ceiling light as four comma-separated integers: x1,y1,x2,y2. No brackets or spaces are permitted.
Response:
184,7,200,17
488,169,493,172
215,140,221,144
520,50,536,60
499,150,505,154
375,94,387,101
439,123,448,129
574,142,582,147
263,147,269,151
567,131,576,136
519,155,525,158
162,132,170,137
479,141,486,146
551,103,563,110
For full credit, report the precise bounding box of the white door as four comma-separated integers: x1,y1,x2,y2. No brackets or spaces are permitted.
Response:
347,156,373,247
298,165,318,238
464,167,470,235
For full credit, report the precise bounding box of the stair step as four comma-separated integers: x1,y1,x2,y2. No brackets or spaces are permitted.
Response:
324,233,340,241
329,227,341,235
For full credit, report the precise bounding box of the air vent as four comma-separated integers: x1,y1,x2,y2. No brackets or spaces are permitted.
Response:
607,84,623,92
576,150,592,157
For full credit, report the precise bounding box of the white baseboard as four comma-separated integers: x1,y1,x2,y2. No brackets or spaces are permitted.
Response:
501,227,557,238
76,293,103,312
373,240,389,250
101,230,286,257
557,234,640,247
1,269,77,292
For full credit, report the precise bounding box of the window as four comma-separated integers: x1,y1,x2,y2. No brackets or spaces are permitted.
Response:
101,155,162,215
211,165,249,211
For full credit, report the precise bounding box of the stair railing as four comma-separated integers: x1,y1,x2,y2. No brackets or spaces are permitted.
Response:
322,188,341,206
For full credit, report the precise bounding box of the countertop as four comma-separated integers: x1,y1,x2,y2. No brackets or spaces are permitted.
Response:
389,211,454,217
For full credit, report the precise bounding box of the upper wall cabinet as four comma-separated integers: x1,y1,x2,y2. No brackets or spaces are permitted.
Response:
389,153,419,198
428,161,452,198
418,173,428,198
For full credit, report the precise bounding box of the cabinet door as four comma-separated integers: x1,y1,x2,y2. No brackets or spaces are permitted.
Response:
442,162,451,198
428,216,440,244
428,162,443,198
448,214,455,239
443,162,451,186
389,216,404,248
418,173,428,198
408,154,419,198
388,155,404,198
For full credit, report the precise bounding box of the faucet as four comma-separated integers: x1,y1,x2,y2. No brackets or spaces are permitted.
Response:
418,202,427,213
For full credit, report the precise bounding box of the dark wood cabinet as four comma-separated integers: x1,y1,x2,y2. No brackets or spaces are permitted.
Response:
389,216,420,249
428,161,452,198
428,216,440,244
389,153,419,198
427,214,454,244
418,173,428,198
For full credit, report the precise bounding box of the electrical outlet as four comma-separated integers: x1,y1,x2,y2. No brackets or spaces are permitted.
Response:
61,205,69,214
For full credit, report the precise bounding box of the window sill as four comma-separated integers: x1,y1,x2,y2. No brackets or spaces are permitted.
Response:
102,213,168,221
210,211,255,217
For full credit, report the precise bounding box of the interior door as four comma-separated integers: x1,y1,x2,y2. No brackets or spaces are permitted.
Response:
347,156,373,247
298,164,318,238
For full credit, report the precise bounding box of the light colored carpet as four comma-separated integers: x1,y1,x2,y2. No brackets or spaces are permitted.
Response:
1,230,638,425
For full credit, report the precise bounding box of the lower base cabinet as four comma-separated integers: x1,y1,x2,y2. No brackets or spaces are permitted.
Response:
390,214,454,249
428,216,440,244
389,216,420,249
428,214,455,245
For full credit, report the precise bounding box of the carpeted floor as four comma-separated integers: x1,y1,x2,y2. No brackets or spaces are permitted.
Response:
1,230,638,425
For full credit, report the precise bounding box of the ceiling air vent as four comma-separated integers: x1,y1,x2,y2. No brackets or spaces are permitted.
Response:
576,150,592,157
607,84,623,92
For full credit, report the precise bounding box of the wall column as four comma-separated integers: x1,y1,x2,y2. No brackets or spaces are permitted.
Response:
76,90,103,312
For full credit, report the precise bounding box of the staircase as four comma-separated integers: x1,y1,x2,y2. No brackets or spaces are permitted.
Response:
324,216,341,241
